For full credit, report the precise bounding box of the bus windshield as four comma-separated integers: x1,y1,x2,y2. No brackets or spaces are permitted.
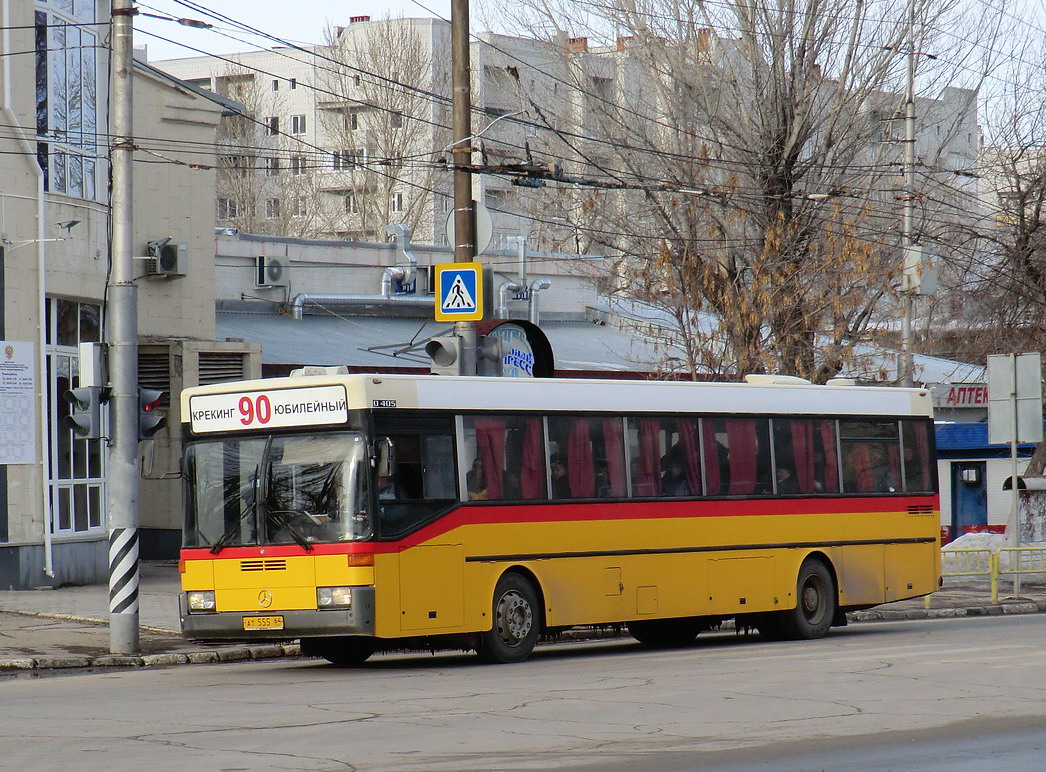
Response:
184,433,372,550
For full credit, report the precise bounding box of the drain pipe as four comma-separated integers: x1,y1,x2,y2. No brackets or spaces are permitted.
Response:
528,279,551,325
384,224,417,294
4,0,53,578
495,280,522,319
290,292,433,319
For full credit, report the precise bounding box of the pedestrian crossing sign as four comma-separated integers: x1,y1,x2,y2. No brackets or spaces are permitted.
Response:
434,262,484,321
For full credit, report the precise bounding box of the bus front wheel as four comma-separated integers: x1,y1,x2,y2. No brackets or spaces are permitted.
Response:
301,636,375,667
477,573,541,664
782,558,836,640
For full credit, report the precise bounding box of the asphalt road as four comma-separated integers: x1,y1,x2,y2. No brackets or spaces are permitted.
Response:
7,614,1046,771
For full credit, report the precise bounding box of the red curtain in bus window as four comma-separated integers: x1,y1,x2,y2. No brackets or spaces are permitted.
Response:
850,443,873,492
914,422,931,490
635,419,662,496
702,420,722,495
568,419,595,498
474,418,506,499
790,420,815,493
887,443,900,490
602,418,627,497
676,419,702,495
521,418,545,499
726,419,757,495
819,420,839,493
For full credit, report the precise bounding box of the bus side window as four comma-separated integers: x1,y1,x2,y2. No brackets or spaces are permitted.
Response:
901,420,933,492
772,419,838,495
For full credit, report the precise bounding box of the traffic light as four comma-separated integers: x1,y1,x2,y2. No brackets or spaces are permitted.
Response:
138,388,168,439
425,334,463,376
63,386,101,439
477,335,504,377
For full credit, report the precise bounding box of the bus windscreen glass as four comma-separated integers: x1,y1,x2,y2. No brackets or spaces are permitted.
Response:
184,433,372,550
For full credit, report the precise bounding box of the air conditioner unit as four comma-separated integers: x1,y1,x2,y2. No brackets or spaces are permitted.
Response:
256,256,288,287
145,240,188,278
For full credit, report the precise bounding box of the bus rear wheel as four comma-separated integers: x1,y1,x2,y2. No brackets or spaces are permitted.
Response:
301,636,375,667
477,573,541,664
627,618,704,648
781,558,836,640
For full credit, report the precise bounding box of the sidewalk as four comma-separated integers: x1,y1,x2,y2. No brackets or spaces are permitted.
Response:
0,562,299,670
0,563,1043,672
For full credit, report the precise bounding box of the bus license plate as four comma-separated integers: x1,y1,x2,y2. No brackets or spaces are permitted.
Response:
243,615,284,631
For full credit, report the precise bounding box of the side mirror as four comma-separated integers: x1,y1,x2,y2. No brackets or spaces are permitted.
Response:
376,437,396,478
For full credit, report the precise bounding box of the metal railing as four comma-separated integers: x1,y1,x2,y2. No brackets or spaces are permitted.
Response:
935,546,1046,605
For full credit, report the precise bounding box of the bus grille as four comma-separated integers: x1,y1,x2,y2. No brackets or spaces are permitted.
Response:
907,504,934,516
240,559,287,572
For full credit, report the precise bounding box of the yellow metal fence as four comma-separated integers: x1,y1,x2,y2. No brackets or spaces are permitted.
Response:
935,546,1046,605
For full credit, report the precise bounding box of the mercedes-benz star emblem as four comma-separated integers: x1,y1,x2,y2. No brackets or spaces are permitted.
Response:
258,590,273,608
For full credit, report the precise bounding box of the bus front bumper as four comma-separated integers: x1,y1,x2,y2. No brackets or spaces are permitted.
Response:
179,587,375,642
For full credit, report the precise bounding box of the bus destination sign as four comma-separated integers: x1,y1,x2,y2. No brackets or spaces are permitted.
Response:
189,385,349,433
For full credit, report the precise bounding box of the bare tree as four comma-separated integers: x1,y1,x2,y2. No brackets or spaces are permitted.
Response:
317,19,451,242
482,0,997,381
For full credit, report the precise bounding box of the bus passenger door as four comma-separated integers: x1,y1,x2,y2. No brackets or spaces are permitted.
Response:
398,544,465,631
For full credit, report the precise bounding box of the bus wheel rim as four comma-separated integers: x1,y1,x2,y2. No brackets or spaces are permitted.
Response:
496,590,532,645
801,579,823,620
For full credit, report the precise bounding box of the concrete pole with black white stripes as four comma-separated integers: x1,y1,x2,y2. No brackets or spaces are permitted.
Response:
107,0,140,654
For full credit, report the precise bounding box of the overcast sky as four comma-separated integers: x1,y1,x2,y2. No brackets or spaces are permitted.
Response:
135,1,454,62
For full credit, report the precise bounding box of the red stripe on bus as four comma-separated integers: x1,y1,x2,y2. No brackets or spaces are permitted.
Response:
180,494,938,561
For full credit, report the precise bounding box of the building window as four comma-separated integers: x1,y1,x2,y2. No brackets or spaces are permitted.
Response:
217,198,240,219
265,156,280,176
266,198,281,219
390,192,404,212
222,154,250,177
290,114,307,135
345,193,359,213
353,74,362,88
345,111,359,131
272,78,279,91
353,149,368,168
265,116,279,136
35,4,100,200
290,78,297,90
290,155,306,175
390,112,404,130
293,197,307,217
45,298,105,536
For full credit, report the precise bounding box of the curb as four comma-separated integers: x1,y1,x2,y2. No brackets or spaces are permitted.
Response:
850,599,1046,622
0,642,302,672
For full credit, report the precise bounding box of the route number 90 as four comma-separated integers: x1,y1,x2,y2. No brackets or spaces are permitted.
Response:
238,394,272,426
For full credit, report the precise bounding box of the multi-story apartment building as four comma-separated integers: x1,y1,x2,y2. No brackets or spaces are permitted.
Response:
154,18,979,252
0,0,258,588
154,17,574,250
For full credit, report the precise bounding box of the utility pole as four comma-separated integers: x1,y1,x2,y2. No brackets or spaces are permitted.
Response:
108,0,141,654
451,0,477,375
899,0,917,388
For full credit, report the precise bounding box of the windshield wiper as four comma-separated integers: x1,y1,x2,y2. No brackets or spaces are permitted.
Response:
266,510,315,552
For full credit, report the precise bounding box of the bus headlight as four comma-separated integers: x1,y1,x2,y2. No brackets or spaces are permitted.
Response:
187,590,216,612
317,586,353,609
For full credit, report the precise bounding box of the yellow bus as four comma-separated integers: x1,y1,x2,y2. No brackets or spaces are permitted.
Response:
178,371,939,665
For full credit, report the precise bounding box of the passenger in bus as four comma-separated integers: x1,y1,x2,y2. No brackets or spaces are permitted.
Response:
594,460,612,497
661,455,690,496
869,444,897,492
502,470,522,499
775,465,799,494
467,458,488,500
551,455,571,498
